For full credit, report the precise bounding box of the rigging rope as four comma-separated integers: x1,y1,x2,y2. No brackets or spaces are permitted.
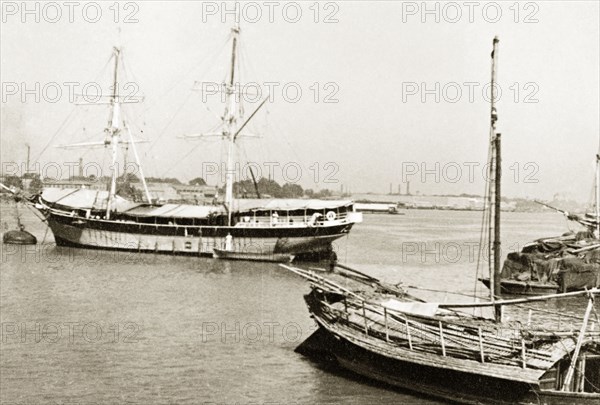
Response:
143,35,232,156
34,51,114,163
33,108,79,163
159,141,204,178
474,141,494,303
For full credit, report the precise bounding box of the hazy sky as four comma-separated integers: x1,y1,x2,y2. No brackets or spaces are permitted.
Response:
1,1,599,202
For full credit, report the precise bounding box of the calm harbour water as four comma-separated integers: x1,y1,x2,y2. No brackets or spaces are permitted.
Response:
0,206,596,404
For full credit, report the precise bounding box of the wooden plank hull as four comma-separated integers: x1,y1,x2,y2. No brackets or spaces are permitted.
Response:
291,278,599,405
299,327,528,404
300,326,600,405
480,275,600,296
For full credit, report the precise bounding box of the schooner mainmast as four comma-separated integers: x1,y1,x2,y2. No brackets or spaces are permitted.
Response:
186,24,269,226
104,47,152,218
223,25,239,227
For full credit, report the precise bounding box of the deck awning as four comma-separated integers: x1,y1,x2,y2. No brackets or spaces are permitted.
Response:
231,199,354,212
124,204,225,218
41,188,141,212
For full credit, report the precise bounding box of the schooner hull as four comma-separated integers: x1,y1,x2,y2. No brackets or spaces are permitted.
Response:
46,211,351,257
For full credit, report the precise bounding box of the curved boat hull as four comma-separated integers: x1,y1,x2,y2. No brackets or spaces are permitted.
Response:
300,326,600,405
45,210,352,258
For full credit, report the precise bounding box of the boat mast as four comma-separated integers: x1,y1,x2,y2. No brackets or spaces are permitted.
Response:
106,47,121,219
489,36,502,321
492,134,502,320
25,143,30,174
596,150,600,238
224,25,239,226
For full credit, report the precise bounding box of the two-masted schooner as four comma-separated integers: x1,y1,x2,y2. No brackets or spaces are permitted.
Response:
26,26,362,259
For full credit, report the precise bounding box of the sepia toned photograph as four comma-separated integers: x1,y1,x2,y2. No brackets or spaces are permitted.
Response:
1,1,599,404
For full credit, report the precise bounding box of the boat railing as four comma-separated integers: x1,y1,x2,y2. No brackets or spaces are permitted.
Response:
333,297,538,368
234,212,352,227
281,264,599,370
332,292,599,371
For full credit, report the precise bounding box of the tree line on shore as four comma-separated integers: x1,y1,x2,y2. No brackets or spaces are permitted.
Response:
1,173,337,200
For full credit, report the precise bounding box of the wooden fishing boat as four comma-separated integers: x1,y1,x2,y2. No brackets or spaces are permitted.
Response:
480,237,600,295
482,152,600,296
212,248,294,263
285,264,600,405
284,37,600,404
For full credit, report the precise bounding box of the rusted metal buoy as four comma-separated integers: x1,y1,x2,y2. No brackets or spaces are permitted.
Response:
3,224,37,245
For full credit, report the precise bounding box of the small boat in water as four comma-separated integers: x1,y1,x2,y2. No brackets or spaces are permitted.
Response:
477,40,600,296
354,202,402,215
480,196,600,296
213,247,294,263
480,234,600,295
480,276,560,295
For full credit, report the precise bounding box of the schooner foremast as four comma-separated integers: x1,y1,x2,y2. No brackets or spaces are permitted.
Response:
106,47,122,219
104,47,152,218
57,46,152,218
